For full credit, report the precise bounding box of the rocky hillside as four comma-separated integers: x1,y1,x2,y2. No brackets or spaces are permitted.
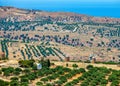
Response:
0,6,120,23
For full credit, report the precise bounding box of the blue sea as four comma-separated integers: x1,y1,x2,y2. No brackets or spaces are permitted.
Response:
0,0,120,18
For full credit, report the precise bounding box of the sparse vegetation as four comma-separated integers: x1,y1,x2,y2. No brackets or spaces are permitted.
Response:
0,6,120,86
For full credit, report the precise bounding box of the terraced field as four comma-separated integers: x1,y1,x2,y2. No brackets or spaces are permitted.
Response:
0,39,66,61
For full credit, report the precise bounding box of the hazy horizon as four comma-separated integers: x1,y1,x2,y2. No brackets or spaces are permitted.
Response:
0,0,120,18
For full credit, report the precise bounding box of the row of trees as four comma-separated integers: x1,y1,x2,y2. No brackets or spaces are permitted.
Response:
0,40,9,58
20,44,65,60
0,64,119,86
108,70,120,86
0,19,53,31
0,67,22,77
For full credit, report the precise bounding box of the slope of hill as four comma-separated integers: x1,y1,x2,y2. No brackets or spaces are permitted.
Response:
0,6,120,23
0,6,120,62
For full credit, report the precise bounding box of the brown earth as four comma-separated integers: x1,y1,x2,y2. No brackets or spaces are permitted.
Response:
0,6,120,23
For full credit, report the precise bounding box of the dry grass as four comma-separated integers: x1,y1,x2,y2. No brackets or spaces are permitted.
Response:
52,61,120,70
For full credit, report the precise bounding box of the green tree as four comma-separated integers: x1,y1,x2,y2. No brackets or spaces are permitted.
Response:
78,68,86,73
72,79,79,84
47,59,51,68
32,64,37,71
0,79,9,86
101,79,108,84
57,70,64,75
10,77,18,81
40,58,50,68
41,78,48,83
46,83,52,86
20,82,28,86
86,65,93,70
65,74,72,79
111,80,119,86
13,71,20,75
10,81,19,86
36,82,43,86
18,60,35,68
28,73,37,81
7,67,14,73
72,64,78,69
15,68,22,72
23,69,30,74
108,75,118,82
21,78,29,83
59,76,67,83
0,69,2,75
66,63,68,67
81,81,89,86
63,67,71,72
4,70,10,77
1,68,7,72
48,75,55,81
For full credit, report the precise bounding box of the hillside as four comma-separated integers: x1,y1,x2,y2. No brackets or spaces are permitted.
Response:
0,6,120,62
0,6,120,23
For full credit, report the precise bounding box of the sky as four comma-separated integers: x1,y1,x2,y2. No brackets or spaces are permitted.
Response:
0,0,120,18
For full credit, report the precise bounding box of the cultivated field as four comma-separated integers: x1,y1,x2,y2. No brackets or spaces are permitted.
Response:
0,60,120,86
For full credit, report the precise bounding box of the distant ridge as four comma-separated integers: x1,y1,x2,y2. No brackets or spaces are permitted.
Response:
0,6,120,23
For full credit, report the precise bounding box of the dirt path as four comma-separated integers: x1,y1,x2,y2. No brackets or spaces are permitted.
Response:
63,73,82,86
0,76,10,82
29,78,40,86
